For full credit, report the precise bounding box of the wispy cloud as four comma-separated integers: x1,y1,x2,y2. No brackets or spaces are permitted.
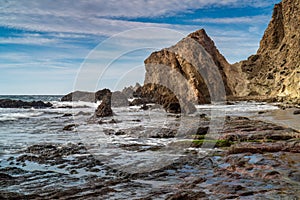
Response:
2,0,277,18
192,15,270,24
0,37,58,45
0,0,278,36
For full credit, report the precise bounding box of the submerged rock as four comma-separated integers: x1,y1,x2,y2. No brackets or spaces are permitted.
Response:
63,124,77,131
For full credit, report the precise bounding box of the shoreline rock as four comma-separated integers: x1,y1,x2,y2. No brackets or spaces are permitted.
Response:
0,99,52,109
61,89,111,102
95,91,113,118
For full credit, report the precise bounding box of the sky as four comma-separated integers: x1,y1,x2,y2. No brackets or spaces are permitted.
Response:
0,0,280,94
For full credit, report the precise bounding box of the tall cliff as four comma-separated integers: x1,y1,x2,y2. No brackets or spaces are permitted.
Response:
143,0,299,105
235,0,300,102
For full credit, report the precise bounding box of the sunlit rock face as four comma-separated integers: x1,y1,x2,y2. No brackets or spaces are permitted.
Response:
235,0,300,103
144,0,300,104
144,29,230,106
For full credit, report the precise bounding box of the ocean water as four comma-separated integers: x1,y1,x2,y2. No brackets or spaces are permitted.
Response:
0,95,280,173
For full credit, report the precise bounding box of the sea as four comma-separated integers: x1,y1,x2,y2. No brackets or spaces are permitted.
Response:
0,95,281,173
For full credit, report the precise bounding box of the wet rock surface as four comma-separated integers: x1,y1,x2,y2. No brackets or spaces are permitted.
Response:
0,99,52,109
1,115,299,199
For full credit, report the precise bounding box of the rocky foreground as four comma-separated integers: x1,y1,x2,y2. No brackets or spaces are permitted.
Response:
1,113,299,199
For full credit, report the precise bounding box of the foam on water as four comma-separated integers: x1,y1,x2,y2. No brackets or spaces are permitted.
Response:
51,100,100,109
195,101,279,116
0,96,283,173
0,110,44,121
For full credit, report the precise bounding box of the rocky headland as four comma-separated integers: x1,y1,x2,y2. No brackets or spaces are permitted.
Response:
142,0,300,108
3,0,299,199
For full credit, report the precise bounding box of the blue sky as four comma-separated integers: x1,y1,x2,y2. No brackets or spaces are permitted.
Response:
0,0,280,94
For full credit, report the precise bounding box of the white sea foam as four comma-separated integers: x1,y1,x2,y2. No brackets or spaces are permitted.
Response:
195,101,279,116
0,111,44,121
51,101,100,109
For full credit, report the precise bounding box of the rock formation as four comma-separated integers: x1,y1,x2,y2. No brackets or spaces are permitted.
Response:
122,83,141,98
61,89,111,102
233,0,300,103
63,0,299,112
0,99,52,108
143,0,299,105
111,91,129,107
95,91,113,117
144,29,230,107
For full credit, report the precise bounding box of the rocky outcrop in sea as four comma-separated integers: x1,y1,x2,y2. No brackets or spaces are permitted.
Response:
0,99,52,108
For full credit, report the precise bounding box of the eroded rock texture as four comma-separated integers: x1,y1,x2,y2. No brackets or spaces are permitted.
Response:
143,0,300,104
144,29,230,105
234,0,300,103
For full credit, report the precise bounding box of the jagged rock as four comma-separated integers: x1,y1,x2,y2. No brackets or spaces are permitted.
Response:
122,83,141,98
0,99,52,108
95,91,113,117
233,0,300,102
61,89,111,102
111,91,129,107
144,29,230,107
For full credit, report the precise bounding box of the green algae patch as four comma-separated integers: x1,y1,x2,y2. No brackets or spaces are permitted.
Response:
191,139,233,148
